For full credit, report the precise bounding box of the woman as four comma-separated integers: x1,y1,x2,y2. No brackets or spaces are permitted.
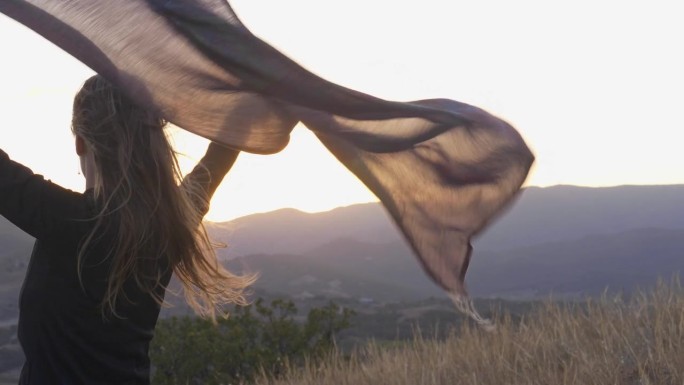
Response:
0,75,253,384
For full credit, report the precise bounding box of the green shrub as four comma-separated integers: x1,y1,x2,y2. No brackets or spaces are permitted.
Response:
150,299,353,384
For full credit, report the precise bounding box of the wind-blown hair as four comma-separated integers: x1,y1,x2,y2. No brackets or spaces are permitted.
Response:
71,75,252,321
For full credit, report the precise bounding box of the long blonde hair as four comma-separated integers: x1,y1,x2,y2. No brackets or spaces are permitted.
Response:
72,75,253,321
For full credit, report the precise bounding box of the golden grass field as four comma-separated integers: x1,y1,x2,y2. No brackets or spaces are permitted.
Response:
257,279,684,385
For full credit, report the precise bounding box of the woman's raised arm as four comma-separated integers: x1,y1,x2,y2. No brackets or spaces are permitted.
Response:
181,142,240,216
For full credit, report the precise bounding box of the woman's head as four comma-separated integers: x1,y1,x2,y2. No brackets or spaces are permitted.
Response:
71,75,252,320
72,75,167,194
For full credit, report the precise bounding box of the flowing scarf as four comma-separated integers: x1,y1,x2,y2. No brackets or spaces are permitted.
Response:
1,0,534,324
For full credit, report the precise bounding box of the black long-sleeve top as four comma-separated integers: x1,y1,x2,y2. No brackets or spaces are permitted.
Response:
0,145,238,384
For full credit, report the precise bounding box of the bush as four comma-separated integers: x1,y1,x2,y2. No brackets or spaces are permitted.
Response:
150,299,354,384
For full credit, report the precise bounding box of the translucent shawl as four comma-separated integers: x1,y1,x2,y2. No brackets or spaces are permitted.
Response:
1,0,534,324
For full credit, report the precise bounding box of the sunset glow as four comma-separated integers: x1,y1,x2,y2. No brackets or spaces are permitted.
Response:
2,0,683,221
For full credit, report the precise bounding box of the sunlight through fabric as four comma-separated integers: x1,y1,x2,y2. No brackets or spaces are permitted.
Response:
0,0,534,323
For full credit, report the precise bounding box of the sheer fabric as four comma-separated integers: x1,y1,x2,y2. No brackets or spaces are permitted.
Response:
1,0,534,322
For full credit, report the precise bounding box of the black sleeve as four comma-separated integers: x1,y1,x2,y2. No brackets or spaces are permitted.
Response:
0,149,85,241
181,143,240,216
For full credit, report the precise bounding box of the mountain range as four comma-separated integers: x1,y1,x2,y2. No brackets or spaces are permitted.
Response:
210,184,684,301
207,184,684,257
1,184,683,321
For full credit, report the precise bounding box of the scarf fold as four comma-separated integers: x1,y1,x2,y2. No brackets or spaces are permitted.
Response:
1,0,534,323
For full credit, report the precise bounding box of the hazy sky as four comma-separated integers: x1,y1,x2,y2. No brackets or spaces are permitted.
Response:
1,1,682,221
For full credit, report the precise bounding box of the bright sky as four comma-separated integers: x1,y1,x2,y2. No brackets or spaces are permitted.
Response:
1,1,683,221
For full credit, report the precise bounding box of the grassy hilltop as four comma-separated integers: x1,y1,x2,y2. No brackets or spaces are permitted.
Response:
256,279,684,385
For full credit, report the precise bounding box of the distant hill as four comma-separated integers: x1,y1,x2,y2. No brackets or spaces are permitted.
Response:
206,203,400,258
1,184,683,319
214,184,684,301
469,227,684,297
225,238,442,302
225,227,684,302
474,185,684,251
208,184,684,257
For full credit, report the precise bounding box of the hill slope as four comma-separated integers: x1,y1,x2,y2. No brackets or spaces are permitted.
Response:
0,184,682,313
226,227,684,301
208,185,684,257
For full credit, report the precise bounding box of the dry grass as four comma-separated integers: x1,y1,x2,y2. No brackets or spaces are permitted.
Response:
256,279,684,385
